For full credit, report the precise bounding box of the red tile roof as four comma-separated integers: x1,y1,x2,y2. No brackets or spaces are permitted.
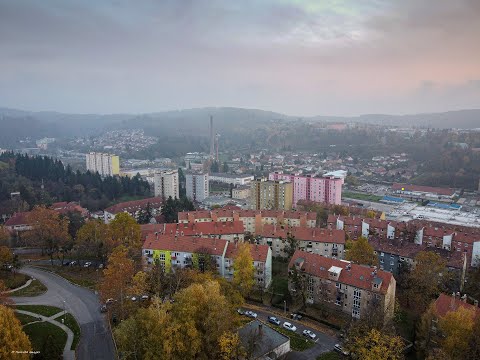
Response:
434,293,480,318
105,197,163,215
392,183,455,196
225,243,270,262
4,212,31,227
51,202,88,216
257,224,345,244
289,250,394,294
162,221,244,236
178,209,317,222
143,233,228,256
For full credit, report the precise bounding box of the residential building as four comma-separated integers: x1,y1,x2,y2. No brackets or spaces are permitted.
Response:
238,320,290,359
269,172,343,206
104,197,163,223
142,233,272,288
232,185,251,200
256,225,346,258
186,172,209,202
144,221,245,242
4,212,32,232
250,179,293,210
51,202,89,217
178,209,317,233
86,152,120,176
434,293,480,318
209,173,254,186
154,170,179,199
289,251,396,320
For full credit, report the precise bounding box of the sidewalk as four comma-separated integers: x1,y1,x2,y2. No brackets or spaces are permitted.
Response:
6,279,33,293
15,309,75,360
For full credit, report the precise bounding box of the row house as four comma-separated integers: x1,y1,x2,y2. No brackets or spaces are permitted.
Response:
142,233,272,288
103,197,163,223
140,222,242,242
288,251,396,320
256,224,345,259
178,209,317,233
4,212,33,233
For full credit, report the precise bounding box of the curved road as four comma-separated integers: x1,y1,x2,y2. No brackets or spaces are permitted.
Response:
12,266,116,360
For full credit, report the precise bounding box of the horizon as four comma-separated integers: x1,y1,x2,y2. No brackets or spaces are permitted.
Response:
1,0,479,116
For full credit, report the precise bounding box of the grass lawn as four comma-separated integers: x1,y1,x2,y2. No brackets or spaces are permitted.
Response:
342,191,383,202
63,313,81,350
317,351,341,360
15,312,39,325
267,324,315,351
23,321,67,358
11,279,47,297
16,305,63,317
35,265,100,289
0,271,30,289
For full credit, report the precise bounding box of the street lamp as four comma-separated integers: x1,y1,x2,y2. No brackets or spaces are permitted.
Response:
284,300,286,315
62,300,66,324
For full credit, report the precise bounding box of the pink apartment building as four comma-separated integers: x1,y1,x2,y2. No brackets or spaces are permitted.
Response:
269,172,343,206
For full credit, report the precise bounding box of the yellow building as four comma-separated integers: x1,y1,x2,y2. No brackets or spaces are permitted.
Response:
111,155,120,175
250,179,293,210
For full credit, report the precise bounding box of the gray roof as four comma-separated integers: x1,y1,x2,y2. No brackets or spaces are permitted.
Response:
238,320,289,359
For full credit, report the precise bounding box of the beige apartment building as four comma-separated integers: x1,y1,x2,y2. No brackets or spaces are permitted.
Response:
154,170,179,199
250,179,293,211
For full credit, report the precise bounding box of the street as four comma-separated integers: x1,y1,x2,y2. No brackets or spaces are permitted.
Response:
12,266,116,360
243,304,338,359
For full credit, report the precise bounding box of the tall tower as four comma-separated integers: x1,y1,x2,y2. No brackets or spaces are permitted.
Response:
209,115,214,158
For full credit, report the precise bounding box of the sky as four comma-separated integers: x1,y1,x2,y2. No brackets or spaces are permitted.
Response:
0,0,479,116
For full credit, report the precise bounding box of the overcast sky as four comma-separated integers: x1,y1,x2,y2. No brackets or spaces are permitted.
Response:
1,0,479,116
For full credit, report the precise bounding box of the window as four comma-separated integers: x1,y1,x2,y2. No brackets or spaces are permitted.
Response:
352,309,360,318
353,298,361,308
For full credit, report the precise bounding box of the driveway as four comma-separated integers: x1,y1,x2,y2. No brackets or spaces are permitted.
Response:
243,304,338,359
12,266,116,360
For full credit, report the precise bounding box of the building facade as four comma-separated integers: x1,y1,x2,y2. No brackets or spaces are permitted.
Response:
232,185,251,200
289,251,396,320
154,170,179,199
269,172,343,207
209,173,254,186
250,179,293,211
186,172,209,202
86,152,120,176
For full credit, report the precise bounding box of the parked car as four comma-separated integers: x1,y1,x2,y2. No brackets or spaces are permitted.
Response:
84,261,92,268
282,322,297,332
302,329,317,340
237,308,245,315
268,316,281,326
131,296,137,301
100,305,107,313
290,313,303,320
106,298,115,306
141,295,149,301
69,261,77,266
245,311,258,319
63,261,70,266
334,344,350,356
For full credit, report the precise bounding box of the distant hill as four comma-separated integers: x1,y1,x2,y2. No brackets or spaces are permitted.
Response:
0,107,479,147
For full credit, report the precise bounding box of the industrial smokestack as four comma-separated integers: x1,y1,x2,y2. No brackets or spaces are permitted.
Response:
209,115,214,158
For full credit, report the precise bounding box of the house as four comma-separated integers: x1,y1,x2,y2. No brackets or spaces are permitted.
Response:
434,293,480,319
4,212,32,232
238,320,290,360
142,233,272,288
103,197,163,223
288,251,396,320
256,224,345,259
51,202,89,217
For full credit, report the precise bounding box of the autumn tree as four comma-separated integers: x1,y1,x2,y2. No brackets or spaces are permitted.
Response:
0,305,32,360
75,220,112,264
415,303,437,359
405,252,446,315
348,328,404,360
25,206,70,265
218,332,244,360
100,245,135,320
438,306,475,359
345,236,378,266
0,246,13,269
0,225,11,246
284,234,298,259
232,243,255,297
109,213,142,258
289,266,307,310
128,271,149,297
466,315,480,360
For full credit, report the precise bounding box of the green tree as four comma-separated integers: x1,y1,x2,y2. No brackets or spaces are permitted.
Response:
415,303,437,359
232,243,255,297
222,162,229,173
137,202,153,224
284,234,298,259
345,237,378,266
75,219,112,264
40,334,62,360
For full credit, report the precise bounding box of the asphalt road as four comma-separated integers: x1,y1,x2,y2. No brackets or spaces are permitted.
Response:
243,305,338,359
12,266,116,360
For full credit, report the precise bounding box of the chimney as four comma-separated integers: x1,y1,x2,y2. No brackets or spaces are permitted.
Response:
461,294,467,303
451,292,456,310
474,300,479,307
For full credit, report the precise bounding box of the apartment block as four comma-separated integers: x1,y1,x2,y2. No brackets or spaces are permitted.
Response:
154,170,179,199
186,172,209,202
143,234,272,288
178,209,317,233
250,179,293,211
289,251,396,320
86,152,120,176
257,225,346,259
269,172,343,206
209,173,254,186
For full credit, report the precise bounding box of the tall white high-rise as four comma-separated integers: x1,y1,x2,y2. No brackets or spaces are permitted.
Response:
154,170,179,199
86,152,120,176
186,173,209,202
